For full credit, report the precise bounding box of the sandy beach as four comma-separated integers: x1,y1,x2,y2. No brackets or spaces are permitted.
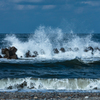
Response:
0,92,100,100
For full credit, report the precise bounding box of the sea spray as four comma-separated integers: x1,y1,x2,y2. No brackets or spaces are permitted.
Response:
0,78,100,91
1,26,100,63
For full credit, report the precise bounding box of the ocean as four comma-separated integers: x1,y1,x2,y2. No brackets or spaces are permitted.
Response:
0,28,100,92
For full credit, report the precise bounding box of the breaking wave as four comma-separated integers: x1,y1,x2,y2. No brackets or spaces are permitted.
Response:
0,78,100,91
0,27,100,92
1,26,100,63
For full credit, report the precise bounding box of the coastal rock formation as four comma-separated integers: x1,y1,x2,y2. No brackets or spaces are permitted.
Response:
1,46,18,59
1,46,100,60
84,46,94,54
32,51,38,57
25,50,31,57
18,81,27,89
25,50,38,57
34,51,38,56
53,48,59,54
60,47,65,52
0,55,2,58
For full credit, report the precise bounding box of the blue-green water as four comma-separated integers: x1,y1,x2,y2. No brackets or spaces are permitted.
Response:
0,32,100,91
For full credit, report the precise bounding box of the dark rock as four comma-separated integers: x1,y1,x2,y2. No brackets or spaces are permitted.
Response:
34,51,38,56
10,54,18,59
84,46,93,52
93,87,98,90
53,48,59,54
7,86,13,89
1,48,8,54
5,50,10,58
84,49,88,52
0,55,2,58
29,86,35,89
4,54,10,59
25,50,31,57
20,56,22,58
32,51,38,57
18,81,27,89
32,55,36,57
60,48,65,52
1,46,18,59
9,46,17,52
9,46,17,55
84,46,94,54
88,46,94,51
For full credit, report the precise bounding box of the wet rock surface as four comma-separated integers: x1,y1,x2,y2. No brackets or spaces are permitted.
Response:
33,51,38,57
1,46,18,59
1,46,100,59
84,46,94,54
25,50,38,57
0,92,100,100
60,47,66,52
25,50,31,57
53,48,59,54
0,55,2,58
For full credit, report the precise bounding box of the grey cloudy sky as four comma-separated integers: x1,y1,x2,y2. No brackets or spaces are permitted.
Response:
0,0,100,33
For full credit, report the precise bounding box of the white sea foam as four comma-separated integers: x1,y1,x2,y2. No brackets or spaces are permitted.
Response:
1,26,100,63
0,78,100,91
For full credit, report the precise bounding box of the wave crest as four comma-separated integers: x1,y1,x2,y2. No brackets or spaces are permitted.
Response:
1,26,100,63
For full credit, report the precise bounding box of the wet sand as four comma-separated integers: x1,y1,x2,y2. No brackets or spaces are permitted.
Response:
0,92,100,100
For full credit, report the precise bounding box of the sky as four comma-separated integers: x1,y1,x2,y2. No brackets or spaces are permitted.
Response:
0,0,100,33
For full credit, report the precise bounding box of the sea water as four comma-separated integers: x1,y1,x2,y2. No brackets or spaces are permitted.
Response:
0,26,100,92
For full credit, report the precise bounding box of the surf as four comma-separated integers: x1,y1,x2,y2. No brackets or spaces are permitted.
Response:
0,78,100,91
0,26,100,63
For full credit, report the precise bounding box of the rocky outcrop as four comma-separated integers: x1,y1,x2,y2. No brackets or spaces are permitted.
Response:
0,55,2,58
84,46,94,54
18,81,27,89
1,46,18,59
25,50,38,57
60,47,65,52
25,50,31,57
1,46,100,60
32,51,38,57
53,48,59,54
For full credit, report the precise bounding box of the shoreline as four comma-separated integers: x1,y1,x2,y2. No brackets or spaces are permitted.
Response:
0,92,100,99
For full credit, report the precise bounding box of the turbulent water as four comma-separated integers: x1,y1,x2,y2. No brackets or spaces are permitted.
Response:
0,26,100,92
